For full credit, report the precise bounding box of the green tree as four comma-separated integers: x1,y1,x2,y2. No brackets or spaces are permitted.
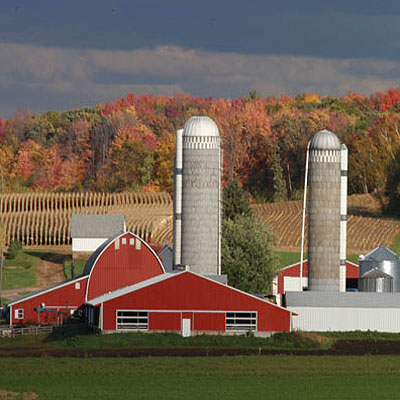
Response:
271,148,288,202
221,180,279,292
222,179,252,221
222,214,279,293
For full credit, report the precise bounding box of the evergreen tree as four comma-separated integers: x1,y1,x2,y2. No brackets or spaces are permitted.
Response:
221,180,279,292
272,148,288,202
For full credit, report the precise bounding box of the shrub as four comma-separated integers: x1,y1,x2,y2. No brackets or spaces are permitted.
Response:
7,240,23,259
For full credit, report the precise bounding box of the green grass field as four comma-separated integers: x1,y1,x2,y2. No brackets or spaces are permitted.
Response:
2,250,40,289
64,259,87,280
0,356,400,399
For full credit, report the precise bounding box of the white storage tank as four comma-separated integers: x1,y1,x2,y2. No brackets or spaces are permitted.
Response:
307,130,342,291
359,268,393,293
359,246,400,292
173,116,222,275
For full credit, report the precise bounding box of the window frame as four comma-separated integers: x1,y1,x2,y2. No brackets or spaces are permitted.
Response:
116,310,149,331
15,309,24,320
225,311,257,332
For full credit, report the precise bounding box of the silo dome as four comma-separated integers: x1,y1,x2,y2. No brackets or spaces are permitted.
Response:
309,129,341,151
183,116,220,137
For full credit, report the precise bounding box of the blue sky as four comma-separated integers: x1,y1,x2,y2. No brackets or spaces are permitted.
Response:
1,0,399,117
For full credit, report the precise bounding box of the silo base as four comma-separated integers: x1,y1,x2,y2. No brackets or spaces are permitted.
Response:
308,278,340,292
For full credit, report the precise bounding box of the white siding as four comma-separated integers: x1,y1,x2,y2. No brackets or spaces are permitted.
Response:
72,238,109,252
284,277,308,292
289,306,400,332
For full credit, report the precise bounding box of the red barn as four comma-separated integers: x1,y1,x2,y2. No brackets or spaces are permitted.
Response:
5,232,165,327
86,270,293,335
7,275,88,326
6,231,293,334
273,259,359,304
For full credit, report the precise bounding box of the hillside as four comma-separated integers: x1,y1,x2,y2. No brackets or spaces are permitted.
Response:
254,194,400,254
1,192,399,256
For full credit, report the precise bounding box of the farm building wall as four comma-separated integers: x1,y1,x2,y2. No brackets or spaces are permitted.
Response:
290,307,400,332
9,276,88,326
72,238,109,253
96,272,292,333
85,233,165,301
273,260,359,298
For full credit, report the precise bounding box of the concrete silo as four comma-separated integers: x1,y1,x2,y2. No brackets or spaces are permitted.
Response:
173,116,221,275
307,130,342,291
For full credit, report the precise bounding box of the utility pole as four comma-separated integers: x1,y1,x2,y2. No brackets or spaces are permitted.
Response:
0,249,3,308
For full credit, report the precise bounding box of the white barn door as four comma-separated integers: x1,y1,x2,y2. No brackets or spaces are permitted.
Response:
182,318,191,337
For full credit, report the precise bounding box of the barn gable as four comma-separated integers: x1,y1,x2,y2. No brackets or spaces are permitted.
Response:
85,232,165,301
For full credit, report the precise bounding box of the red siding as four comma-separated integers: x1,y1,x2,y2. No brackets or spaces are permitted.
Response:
277,260,359,294
10,277,88,326
86,233,164,301
100,272,291,332
194,313,225,331
149,312,181,331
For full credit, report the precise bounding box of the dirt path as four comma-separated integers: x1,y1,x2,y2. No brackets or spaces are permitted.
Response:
2,256,66,302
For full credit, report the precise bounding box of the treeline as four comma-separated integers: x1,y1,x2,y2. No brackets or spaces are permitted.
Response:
1,89,400,207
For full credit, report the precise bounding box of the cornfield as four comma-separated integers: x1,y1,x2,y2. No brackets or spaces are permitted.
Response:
1,192,398,254
253,194,400,254
0,192,172,247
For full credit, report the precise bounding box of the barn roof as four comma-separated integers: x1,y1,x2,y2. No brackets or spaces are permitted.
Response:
87,270,291,313
6,275,88,306
71,214,125,239
83,231,165,277
286,291,400,308
362,246,399,262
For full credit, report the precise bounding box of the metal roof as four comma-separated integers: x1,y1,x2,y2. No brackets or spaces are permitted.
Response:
309,129,341,151
286,291,400,308
183,116,219,137
361,268,393,279
6,275,88,306
363,246,399,262
71,214,125,239
87,269,291,313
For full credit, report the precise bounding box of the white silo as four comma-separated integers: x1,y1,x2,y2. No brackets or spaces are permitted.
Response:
307,130,342,291
173,116,221,275
339,144,348,292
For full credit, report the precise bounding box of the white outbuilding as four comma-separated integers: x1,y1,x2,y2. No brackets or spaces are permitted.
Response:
71,214,126,258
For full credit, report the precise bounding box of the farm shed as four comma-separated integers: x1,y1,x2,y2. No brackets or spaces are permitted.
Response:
272,260,359,304
286,291,400,332
71,214,126,257
6,275,88,326
6,231,165,327
85,270,293,335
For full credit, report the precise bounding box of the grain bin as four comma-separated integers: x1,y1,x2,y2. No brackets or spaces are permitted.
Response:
358,268,393,293
359,246,400,292
173,116,221,275
307,130,342,291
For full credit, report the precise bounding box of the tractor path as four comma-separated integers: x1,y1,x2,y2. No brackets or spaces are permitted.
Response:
2,258,65,302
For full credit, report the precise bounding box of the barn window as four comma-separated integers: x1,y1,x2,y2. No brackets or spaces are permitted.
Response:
75,282,80,290
14,309,24,319
129,238,135,246
122,238,127,245
135,240,141,250
114,239,120,250
117,310,148,330
225,312,257,331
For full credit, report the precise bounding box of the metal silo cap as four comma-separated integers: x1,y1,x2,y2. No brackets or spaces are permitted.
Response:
183,116,220,137
309,129,341,150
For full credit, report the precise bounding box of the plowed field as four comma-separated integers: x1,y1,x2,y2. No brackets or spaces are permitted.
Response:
254,194,400,254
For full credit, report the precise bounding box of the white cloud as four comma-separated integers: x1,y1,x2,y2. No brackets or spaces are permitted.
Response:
0,42,399,116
